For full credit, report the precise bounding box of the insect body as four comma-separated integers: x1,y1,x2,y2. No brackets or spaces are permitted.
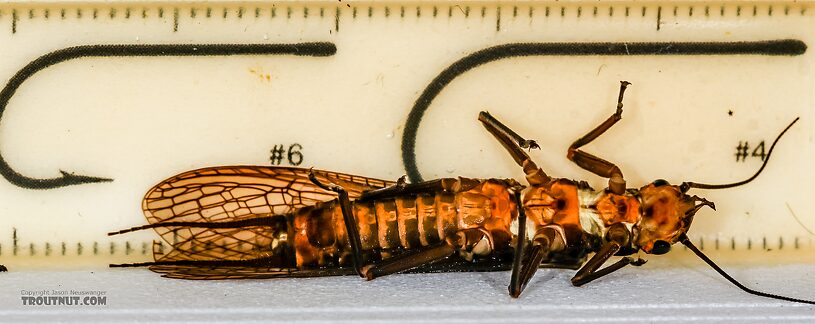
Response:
110,82,812,304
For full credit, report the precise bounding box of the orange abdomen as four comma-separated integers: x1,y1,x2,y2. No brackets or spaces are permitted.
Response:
293,178,517,267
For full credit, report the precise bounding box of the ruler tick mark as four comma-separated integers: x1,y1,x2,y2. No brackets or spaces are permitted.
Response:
769,6,773,16
737,6,741,16
272,7,276,18
464,6,469,18
432,6,437,17
320,7,324,18
641,6,646,17
221,8,227,19
205,7,211,18
110,8,116,19
45,242,51,256
173,8,179,32
158,7,164,18
11,9,16,34
689,7,693,17
191,8,197,18
126,8,131,19
496,7,501,31
334,7,339,32
93,8,98,19
141,8,146,19
417,6,422,18
673,6,677,16
705,6,709,17
61,8,65,19
720,6,725,16
368,6,372,18
607,7,612,17
560,6,564,17
593,6,597,17
513,6,517,18
238,7,244,18
61,242,66,256
27,9,33,19
29,243,34,256
44,9,49,19
306,7,310,18
753,5,757,16
577,6,582,18
784,6,789,16
482,6,486,18
656,6,662,31
12,228,17,256
110,242,115,255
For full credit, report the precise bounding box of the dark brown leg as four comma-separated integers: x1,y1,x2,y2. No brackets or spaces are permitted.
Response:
510,226,565,298
309,172,367,278
361,242,456,280
570,223,645,286
508,191,528,297
479,111,550,186
359,178,458,201
567,81,631,195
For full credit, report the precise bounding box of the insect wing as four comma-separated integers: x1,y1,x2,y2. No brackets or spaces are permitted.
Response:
141,166,394,263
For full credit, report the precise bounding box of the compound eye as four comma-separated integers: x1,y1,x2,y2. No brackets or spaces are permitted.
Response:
652,179,670,187
651,240,671,255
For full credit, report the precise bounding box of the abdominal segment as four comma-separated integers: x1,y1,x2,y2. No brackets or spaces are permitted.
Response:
292,178,517,268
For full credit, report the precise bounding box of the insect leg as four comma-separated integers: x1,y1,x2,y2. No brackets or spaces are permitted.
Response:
361,241,456,280
567,81,631,195
359,178,455,201
511,226,566,298
509,190,528,297
308,172,367,278
478,111,550,186
570,224,645,286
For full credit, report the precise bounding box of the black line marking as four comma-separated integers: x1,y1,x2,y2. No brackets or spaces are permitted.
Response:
93,8,98,19
641,6,646,17
699,237,704,250
779,237,783,250
141,8,147,19
110,242,115,255
126,8,131,19
142,242,148,255
77,242,83,255
705,6,710,17
0,42,337,189
28,9,33,19
320,7,324,18
61,8,66,19
222,8,227,19
715,237,719,250
206,7,211,18
238,7,244,18
731,237,736,250
753,5,757,16
400,6,405,18
125,241,132,255
513,6,517,17
61,242,66,256
769,6,773,16
417,6,421,18
45,242,51,256
255,7,260,18
352,6,357,19
737,6,741,16
191,8,197,18
110,8,116,19
577,6,582,17
12,9,17,34
689,7,693,17
721,6,725,16
93,242,98,255
401,40,807,183
560,7,564,17
432,6,437,17
482,6,486,18
287,7,292,19
77,8,82,19
29,243,34,256
465,6,469,18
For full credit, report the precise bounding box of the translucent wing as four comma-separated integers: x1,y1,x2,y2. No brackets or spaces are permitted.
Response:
139,166,394,263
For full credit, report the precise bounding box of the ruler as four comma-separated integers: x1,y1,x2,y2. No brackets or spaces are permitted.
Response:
0,1,813,269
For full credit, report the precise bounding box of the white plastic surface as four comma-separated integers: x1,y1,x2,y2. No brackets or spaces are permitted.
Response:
1,264,814,323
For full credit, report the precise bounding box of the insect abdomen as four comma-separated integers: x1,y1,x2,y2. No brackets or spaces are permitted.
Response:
293,178,516,268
